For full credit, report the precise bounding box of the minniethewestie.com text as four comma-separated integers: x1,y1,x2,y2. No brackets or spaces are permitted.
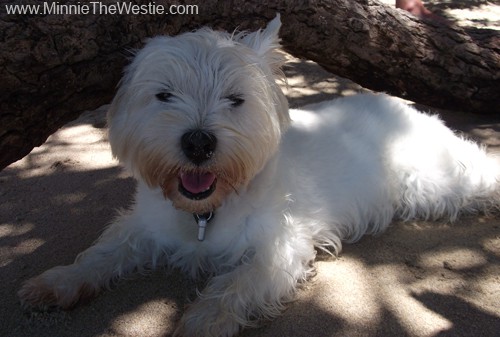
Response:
4,1,199,15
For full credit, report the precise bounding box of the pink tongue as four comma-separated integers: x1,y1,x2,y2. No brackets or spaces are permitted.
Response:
180,172,216,194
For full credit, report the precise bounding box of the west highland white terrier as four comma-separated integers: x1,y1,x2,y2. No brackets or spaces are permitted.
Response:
19,15,499,337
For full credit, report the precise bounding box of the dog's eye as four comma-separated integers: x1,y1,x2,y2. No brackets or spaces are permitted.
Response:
156,92,173,102
227,94,244,107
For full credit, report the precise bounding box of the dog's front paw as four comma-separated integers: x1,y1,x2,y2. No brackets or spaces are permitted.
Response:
18,265,98,310
174,298,242,337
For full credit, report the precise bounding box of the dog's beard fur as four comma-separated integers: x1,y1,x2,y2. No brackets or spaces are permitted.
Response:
159,164,242,214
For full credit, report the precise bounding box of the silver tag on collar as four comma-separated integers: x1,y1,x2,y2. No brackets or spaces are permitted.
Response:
194,212,213,241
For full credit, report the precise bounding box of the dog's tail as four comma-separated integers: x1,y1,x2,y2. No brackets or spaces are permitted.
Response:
390,107,500,221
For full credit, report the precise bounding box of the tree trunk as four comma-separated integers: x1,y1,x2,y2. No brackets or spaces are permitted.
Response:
1,0,499,170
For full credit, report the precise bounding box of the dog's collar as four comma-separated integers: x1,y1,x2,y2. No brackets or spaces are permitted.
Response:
193,212,214,241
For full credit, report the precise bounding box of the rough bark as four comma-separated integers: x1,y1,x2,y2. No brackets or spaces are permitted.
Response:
276,1,500,114
1,0,499,170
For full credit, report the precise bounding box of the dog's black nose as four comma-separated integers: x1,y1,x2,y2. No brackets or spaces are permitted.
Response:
181,130,217,165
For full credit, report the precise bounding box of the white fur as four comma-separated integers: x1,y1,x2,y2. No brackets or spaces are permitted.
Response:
19,15,499,337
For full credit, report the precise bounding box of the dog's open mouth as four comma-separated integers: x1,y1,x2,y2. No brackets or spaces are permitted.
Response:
178,171,217,200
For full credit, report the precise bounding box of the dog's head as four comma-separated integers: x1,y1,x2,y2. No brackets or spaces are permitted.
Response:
108,15,289,214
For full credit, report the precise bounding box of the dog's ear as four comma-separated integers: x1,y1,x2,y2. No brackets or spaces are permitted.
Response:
239,14,281,56
237,14,290,129
238,14,284,74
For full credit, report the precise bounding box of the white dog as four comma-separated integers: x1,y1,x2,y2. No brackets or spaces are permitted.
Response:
19,15,499,337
